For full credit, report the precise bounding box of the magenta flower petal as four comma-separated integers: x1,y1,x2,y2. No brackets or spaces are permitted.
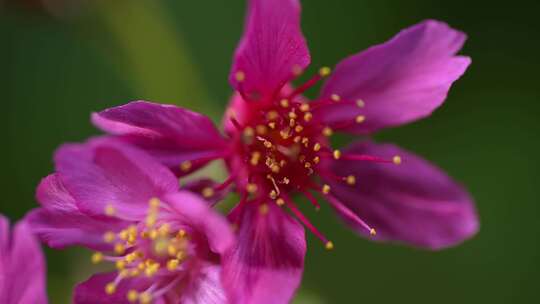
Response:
177,264,228,304
229,0,310,101
28,174,125,250
317,20,471,134
54,137,178,220
164,191,235,255
92,101,228,175
0,216,48,304
326,141,479,249
222,203,305,304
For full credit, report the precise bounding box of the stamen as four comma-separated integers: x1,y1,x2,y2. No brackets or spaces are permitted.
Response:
202,187,214,198
299,103,310,112
325,241,334,250
356,99,365,108
333,150,341,159
105,282,116,295
319,66,332,77
246,183,258,193
127,290,139,302
234,71,245,82
180,161,192,172
282,195,331,245
91,252,103,264
322,184,331,194
280,99,290,108
330,94,341,102
345,175,356,185
104,204,116,216
355,115,366,124
393,155,402,165
303,112,313,122
322,127,333,137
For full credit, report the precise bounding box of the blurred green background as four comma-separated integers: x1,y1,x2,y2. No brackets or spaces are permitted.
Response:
1,0,539,303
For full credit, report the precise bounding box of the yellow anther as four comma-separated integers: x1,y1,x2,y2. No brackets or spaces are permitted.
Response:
280,128,291,139
303,112,313,122
137,262,146,271
202,187,214,198
294,125,304,133
139,292,152,304
331,94,341,102
114,243,125,255
235,71,245,82
130,268,141,277
145,214,157,228
269,190,278,200
346,175,356,185
276,198,285,206
280,99,290,108
322,127,333,137
280,160,287,167
289,119,296,127
288,111,297,119
176,251,186,261
319,66,331,77
333,150,341,160
299,103,310,112
293,136,301,143
158,224,171,236
266,111,279,120
119,269,130,278
271,165,280,173
322,184,331,194
105,282,116,295
304,162,312,168
325,241,334,250
125,253,137,263
243,127,255,137
313,156,320,164
355,115,366,124
246,183,258,193
167,259,180,271
180,161,192,172
127,290,139,302
167,244,178,256
149,197,160,209
259,203,270,215
356,99,365,108
148,229,158,240
177,229,187,238
103,231,116,243
370,228,377,236
256,125,268,135
144,264,160,277
268,122,276,129
263,140,272,148
128,225,138,235
119,230,129,241
91,252,103,264
313,143,321,152
282,177,290,184
393,155,402,165
116,259,126,270
301,137,309,145
104,204,116,216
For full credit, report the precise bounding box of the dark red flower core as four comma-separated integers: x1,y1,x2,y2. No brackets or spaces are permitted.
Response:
216,68,402,248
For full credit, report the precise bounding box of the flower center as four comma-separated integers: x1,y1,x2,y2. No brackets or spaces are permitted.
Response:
91,199,191,303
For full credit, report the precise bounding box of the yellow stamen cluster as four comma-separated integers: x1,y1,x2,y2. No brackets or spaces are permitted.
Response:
93,198,191,302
